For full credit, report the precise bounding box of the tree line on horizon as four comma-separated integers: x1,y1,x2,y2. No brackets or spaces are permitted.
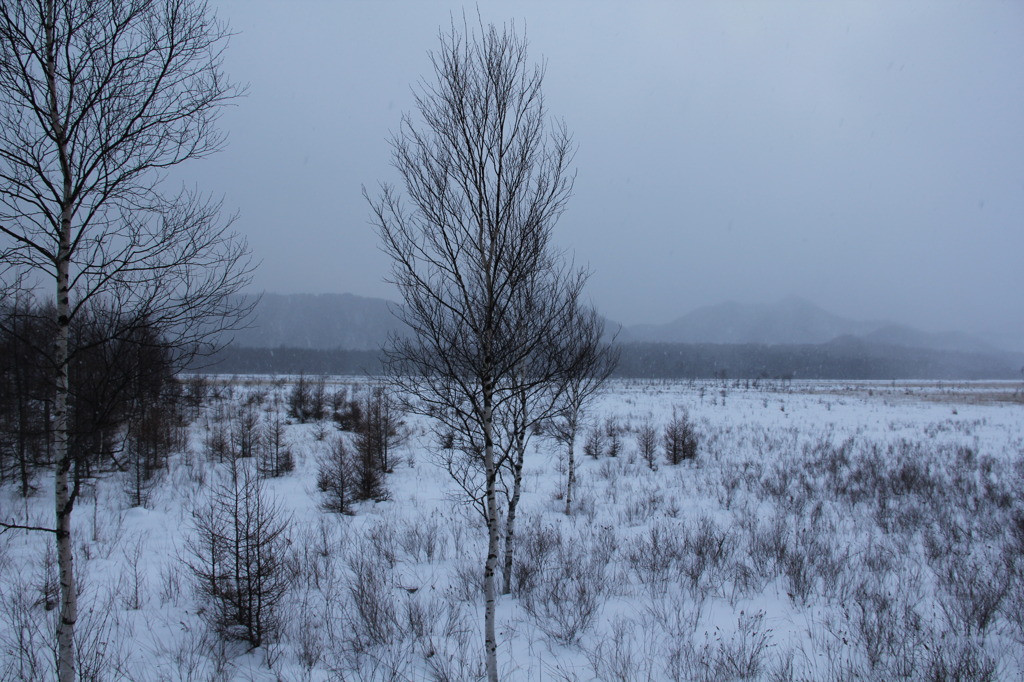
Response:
199,339,1023,381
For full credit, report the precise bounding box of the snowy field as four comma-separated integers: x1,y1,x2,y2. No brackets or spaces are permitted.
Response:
2,377,1023,681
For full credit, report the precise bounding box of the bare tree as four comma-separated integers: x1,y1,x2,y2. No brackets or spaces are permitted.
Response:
497,299,617,594
549,305,618,515
0,2,251,678
258,407,293,478
317,435,354,515
287,373,314,423
122,337,182,508
231,402,261,461
664,406,699,465
494,377,543,596
350,385,403,502
367,18,583,681
356,384,404,475
184,459,290,648
0,295,51,497
637,419,659,471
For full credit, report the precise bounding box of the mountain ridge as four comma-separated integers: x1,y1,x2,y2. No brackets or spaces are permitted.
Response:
623,296,1003,355
209,293,1022,379
231,292,1011,357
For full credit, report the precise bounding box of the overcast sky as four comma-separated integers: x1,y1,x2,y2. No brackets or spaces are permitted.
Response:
194,1,1024,344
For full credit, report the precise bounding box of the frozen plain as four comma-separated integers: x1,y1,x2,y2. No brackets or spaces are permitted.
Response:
1,377,1022,681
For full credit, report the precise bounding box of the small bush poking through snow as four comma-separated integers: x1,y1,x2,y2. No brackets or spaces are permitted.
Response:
664,406,699,464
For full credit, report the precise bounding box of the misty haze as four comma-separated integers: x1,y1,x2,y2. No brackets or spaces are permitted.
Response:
192,1,1023,357
199,0,1023,373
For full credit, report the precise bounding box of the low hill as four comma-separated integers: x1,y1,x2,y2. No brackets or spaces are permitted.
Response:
625,296,1000,355
205,293,1023,379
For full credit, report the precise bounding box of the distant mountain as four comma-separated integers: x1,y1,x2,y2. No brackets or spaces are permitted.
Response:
214,293,1022,379
628,297,876,345
626,296,1000,355
229,293,398,351
232,293,620,351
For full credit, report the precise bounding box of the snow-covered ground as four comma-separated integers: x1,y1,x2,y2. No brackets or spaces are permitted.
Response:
2,377,1022,680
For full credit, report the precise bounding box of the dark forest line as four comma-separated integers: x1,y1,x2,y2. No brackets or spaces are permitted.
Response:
197,340,1024,380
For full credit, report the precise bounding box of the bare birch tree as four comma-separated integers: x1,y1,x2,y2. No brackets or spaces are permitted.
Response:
435,296,603,598
550,305,618,516
496,298,616,595
0,2,249,679
367,19,581,681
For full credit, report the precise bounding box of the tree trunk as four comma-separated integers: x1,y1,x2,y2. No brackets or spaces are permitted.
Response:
482,384,500,682
565,429,576,516
42,5,78,675
502,419,527,595
17,383,31,498
54,212,76,682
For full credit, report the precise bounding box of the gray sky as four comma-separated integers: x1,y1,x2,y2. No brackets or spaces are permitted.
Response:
194,0,1024,343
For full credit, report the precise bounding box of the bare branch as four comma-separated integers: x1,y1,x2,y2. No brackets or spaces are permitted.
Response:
0,3,249,680
0,519,57,534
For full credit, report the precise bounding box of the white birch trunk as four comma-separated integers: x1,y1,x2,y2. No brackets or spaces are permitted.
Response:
502,416,527,595
54,210,76,682
46,3,77,674
482,384,500,682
